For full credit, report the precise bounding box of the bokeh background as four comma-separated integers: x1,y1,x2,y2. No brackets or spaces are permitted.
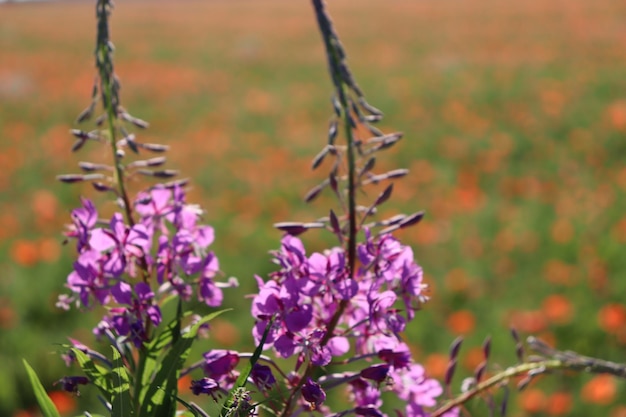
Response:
1,0,626,416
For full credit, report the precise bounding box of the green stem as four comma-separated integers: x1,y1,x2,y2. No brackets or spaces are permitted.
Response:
277,3,357,417
97,43,135,228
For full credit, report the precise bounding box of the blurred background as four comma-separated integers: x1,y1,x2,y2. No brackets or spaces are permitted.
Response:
1,0,626,416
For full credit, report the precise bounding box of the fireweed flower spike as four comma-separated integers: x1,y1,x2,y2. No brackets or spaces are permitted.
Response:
45,2,236,416
245,1,454,417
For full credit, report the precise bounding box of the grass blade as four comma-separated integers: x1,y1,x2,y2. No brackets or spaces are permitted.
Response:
22,359,61,417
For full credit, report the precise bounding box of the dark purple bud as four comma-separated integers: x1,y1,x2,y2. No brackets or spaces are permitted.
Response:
510,327,520,343
55,376,89,394
328,119,338,145
445,359,457,386
365,123,384,137
358,97,383,116
79,162,110,172
95,113,106,127
312,146,329,170
329,209,342,237
137,169,178,178
250,364,276,390
139,142,169,153
92,182,115,193
474,361,487,383
500,385,509,416
190,377,221,401
373,184,393,208
483,336,492,360
274,222,306,236
355,406,384,417
301,377,326,409
378,133,403,150
329,170,338,193
364,169,408,185
127,157,167,168
384,168,409,179
71,139,86,152
90,79,98,99
450,336,463,360
378,349,411,369
274,222,324,236
76,102,95,124
57,173,105,183
70,129,96,140
382,214,406,226
360,364,389,383
347,114,357,128
305,182,326,203
359,157,376,177
119,128,139,153
399,211,425,229
120,111,149,129
516,344,525,363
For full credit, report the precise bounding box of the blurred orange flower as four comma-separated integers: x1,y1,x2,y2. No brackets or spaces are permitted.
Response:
598,304,626,334
519,387,547,414
542,294,574,325
546,391,573,415
446,310,476,335
581,374,616,405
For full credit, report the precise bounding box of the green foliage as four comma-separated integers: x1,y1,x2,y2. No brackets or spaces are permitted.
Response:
23,359,61,417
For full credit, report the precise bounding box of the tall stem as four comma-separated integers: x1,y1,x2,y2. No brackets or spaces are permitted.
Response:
96,0,135,227
277,3,357,417
311,0,357,279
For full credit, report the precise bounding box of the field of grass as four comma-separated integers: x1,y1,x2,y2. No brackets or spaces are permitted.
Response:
1,0,626,416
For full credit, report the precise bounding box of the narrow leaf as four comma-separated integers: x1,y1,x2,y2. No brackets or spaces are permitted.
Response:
139,310,229,417
111,347,134,416
71,348,112,397
22,360,61,417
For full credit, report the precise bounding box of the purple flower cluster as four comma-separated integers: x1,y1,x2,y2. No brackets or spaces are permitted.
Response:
244,232,451,416
58,186,229,346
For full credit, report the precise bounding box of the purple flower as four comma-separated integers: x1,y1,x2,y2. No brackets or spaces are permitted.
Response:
203,350,239,383
349,378,383,408
390,363,443,408
301,377,326,409
250,363,276,390
378,344,412,369
67,249,110,307
191,377,222,401
56,375,89,394
89,213,151,278
360,364,390,383
66,198,98,251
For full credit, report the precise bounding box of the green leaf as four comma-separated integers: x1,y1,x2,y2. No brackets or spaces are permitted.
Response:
136,308,193,407
71,348,112,398
139,309,230,417
110,346,134,416
22,359,61,417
